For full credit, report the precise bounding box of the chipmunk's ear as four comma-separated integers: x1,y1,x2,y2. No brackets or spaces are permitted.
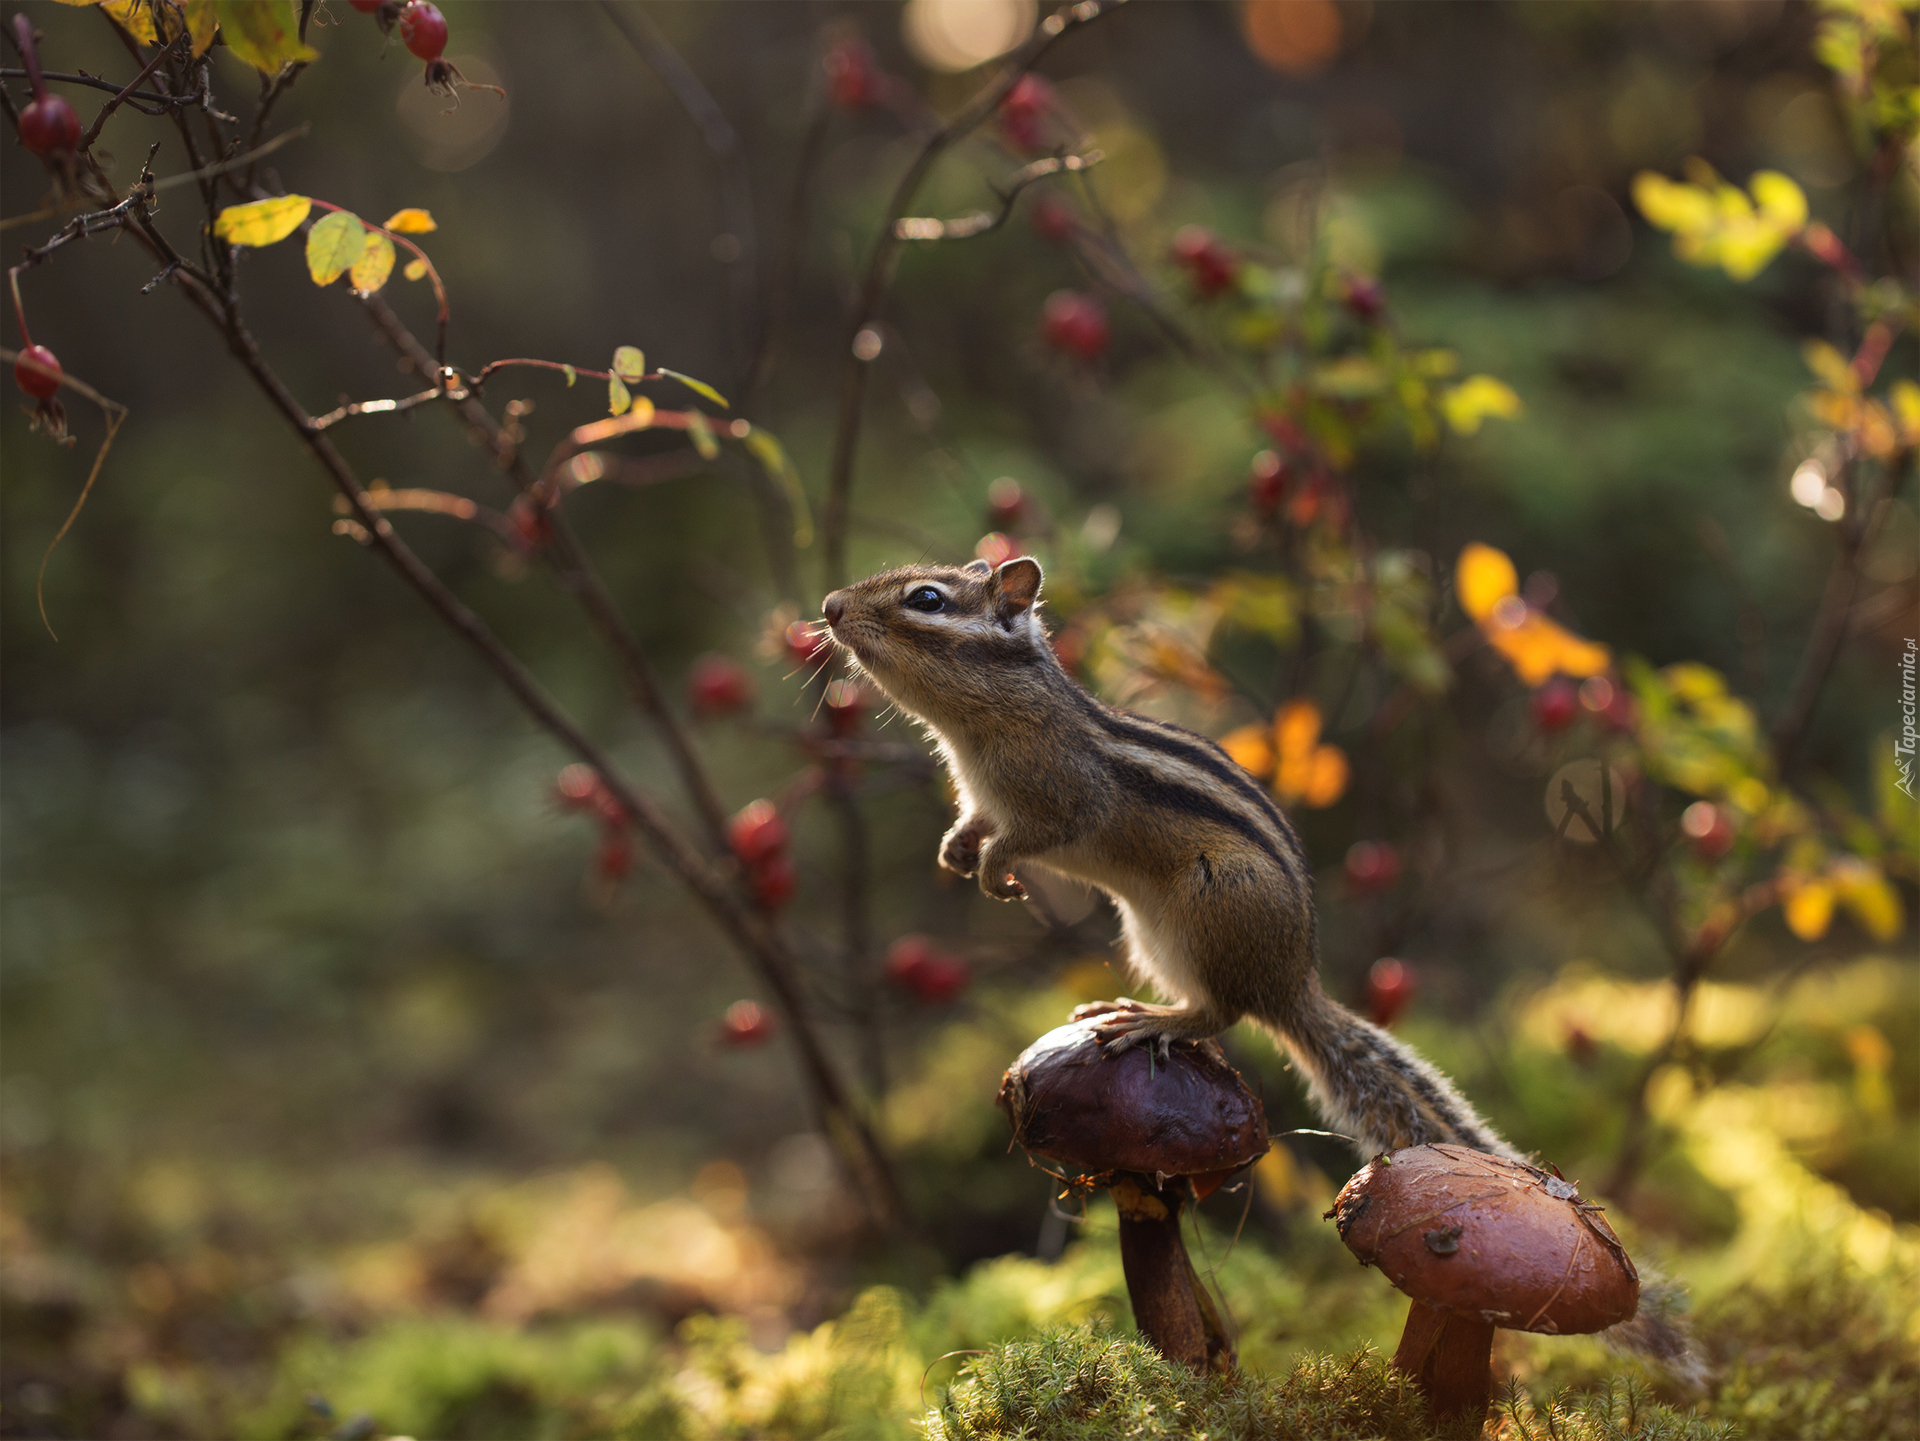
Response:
992,557,1043,624
962,558,992,577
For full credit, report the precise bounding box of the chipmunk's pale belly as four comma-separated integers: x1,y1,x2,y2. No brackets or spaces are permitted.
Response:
1037,844,1208,1009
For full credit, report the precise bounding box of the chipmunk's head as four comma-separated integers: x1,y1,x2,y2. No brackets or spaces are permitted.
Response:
821,557,1050,727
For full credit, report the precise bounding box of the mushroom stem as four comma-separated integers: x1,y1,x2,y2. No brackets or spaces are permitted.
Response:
1391,1299,1494,1423
1110,1173,1235,1374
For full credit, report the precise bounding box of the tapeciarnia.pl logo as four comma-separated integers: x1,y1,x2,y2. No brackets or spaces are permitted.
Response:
1899,637,1917,801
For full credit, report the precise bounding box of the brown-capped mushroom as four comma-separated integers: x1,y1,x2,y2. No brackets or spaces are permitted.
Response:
997,1016,1269,1373
1325,1144,1640,1422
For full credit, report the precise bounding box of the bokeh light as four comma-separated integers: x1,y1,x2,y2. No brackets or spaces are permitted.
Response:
1240,0,1342,77
901,0,1036,73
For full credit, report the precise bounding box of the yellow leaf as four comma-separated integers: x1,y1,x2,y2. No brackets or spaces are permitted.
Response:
626,396,655,429
1485,612,1611,687
1664,663,1726,702
1455,542,1517,621
1274,699,1323,760
1749,170,1808,231
1832,860,1904,941
306,211,366,286
611,346,647,383
351,231,395,294
382,208,437,234
1220,724,1275,779
608,374,631,417
212,0,316,72
1632,171,1713,234
1300,744,1349,808
1441,375,1522,436
1890,379,1920,447
1783,879,1835,941
403,257,428,282
182,0,218,55
1802,340,1856,394
212,194,311,247
97,0,159,44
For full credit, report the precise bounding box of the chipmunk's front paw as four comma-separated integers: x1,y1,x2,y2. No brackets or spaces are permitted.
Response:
979,867,1027,902
1083,999,1220,1059
938,819,990,877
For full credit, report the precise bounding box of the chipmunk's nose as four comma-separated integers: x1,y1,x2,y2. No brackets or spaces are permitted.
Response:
822,590,847,627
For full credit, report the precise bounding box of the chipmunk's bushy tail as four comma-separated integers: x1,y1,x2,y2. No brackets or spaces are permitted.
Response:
1264,984,1705,1383
1264,985,1521,1160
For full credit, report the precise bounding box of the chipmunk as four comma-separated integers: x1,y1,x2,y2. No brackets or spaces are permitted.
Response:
822,555,1513,1161
823,555,1700,1379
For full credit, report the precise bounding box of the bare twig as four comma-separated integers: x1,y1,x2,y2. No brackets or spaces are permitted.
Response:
78,34,181,149
598,1,760,389
893,150,1102,242
820,0,1129,591
0,66,189,113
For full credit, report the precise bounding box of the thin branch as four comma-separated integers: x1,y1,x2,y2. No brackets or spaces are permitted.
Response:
1771,455,1904,774
79,34,181,149
892,150,1102,242
820,0,1127,591
311,385,447,431
598,0,760,390
0,66,188,113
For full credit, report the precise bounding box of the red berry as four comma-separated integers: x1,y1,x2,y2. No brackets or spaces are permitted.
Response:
1343,841,1403,896
999,73,1052,152
883,936,969,1002
1171,225,1238,299
688,653,755,718
397,1,447,60
824,38,878,110
1030,192,1075,244
1341,273,1385,321
718,1000,775,1046
748,852,797,910
1040,290,1109,362
13,344,61,400
596,827,635,881
784,619,832,669
18,95,80,159
728,800,789,867
1531,678,1579,734
824,679,866,738
1249,450,1287,514
884,935,935,985
506,495,551,555
986,477,1025,529
554,763,602,810
1366,957,1415,1029
1681,801,1736,861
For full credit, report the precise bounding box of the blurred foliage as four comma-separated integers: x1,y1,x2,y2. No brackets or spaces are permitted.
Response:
4,0,1918,1436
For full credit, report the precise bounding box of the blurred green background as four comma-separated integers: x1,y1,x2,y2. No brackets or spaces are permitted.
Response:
2,1,1915,1437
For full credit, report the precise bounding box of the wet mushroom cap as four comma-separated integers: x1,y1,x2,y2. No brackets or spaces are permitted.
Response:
1327,1144,1639,1335
997,1018,1268,1180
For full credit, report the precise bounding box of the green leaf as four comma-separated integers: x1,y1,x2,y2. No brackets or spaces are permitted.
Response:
611,346,647,383
686,409,719,461
351,231,395,294
306,211,368,287
659,368,730,409
740,425,812,547
182,0,218,56
212,0,317,73
213,194,311,247
608,375,632,417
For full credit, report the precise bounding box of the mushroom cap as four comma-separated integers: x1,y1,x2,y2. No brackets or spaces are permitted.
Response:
1326,1144,1639,1335
997,1017,1269,1181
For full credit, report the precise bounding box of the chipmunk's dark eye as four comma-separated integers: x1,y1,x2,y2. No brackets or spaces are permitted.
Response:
904,586,946,613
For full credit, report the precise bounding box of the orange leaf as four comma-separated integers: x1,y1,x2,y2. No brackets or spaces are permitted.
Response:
1220,724,1276,779
1455,542,1517,621
1300,745,1349,808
